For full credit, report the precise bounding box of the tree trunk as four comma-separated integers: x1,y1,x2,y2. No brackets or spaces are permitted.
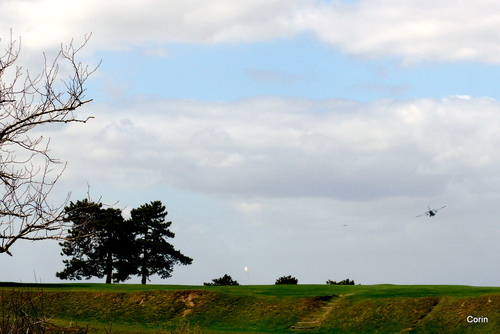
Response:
105,249,113,284
141,251,148,284
141,230,148,284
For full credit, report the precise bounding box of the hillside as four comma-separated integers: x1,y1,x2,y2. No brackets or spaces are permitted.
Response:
0,283,499,333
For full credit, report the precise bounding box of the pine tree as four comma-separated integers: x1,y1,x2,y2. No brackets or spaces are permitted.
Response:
56,199,135,284
130,201,192,284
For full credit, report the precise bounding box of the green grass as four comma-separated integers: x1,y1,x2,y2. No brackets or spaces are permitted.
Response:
2,282,500,297
1,283,500,333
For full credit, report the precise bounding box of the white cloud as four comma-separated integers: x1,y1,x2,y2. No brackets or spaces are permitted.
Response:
302,0,500,63
46,95,500,201
3,0,500,63
0,0,307,51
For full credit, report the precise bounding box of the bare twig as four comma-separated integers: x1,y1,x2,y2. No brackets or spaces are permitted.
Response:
0,31,98,255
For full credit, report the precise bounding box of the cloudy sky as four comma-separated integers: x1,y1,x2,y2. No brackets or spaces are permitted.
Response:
1,0,500,286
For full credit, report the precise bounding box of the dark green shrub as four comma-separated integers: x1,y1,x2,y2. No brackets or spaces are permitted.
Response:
275,275,298,285
203,274,240,286
326,278,355,285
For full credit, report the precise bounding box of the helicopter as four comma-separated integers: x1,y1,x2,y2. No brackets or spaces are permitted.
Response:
417,206,446,217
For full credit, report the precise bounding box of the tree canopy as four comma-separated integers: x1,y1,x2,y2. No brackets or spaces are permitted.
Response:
204,274,240,286
56,199,136,284
56,199,192,284
130,201,193,284
275,275,298,285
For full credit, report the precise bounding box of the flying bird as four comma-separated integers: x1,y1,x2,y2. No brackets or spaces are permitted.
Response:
417,206,446,218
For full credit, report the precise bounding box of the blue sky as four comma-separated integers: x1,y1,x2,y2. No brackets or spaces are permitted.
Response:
97,36,500,102
1,0,500,286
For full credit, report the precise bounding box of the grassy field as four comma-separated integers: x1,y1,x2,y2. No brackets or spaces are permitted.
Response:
1,283,499,333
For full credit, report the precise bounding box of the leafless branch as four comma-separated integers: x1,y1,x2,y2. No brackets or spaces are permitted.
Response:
0,31,98,256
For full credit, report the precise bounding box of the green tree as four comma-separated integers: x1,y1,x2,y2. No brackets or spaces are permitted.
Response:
56,199,135,284
275,275,298,285
326,278,356,285
203,274,240,286
130,201,192,284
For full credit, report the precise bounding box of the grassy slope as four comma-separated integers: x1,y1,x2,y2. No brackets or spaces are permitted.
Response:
3,282,500,297
1,283,500,333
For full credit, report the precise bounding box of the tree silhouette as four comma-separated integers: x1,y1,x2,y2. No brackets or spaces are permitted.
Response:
57,199,192,284
204,274,240,286
326,278,355,285
129,201,193,284
275,275,298,285
56,199,135,284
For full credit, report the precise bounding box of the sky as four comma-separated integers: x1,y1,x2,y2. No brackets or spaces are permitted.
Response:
1,0,500,286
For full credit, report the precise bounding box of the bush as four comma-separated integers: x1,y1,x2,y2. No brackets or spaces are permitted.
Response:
0,288,49,334
0,287,89,334
203,274,240,286
275,275,298,285
326,278,355,285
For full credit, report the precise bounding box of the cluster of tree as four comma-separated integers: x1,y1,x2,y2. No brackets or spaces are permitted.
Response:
56,199,192,284
275,275,298,285
203,274,240,286
326,278,356,285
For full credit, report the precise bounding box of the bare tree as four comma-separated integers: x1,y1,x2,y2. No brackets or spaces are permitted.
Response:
0,32,98,256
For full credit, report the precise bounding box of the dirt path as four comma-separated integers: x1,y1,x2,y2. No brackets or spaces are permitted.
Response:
291,296,340,330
